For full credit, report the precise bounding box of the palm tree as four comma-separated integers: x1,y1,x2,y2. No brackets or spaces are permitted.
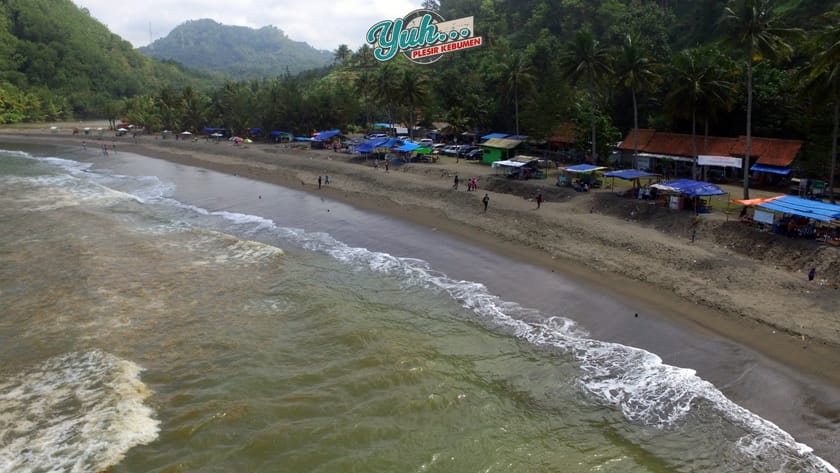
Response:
498,53,535,136
355,70,374,128
722,0,797,199
615,33,660,169
560,29,613,163
695,49,738,176
665,50,704,178
399,69,430,140
374,63,399,132
807,5,840,203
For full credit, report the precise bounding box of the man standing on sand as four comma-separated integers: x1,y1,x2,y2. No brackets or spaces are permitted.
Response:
482,193,489,212
318,176,322,189
454,174,459,190
808,268,816,281
536,193,543,209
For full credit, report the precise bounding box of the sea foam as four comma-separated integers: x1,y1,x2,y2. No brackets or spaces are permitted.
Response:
0,350,159,473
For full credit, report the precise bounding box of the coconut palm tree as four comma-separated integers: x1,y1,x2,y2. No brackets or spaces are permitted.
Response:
722,0,797,199
498,53,535,136
400,69,430,141
806,5,840,203
615,33,660,169
374,63,400,132
665,50,704,178
559,29,613,163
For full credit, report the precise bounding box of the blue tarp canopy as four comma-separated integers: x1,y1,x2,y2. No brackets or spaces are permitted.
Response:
312,129,340,141
250,127,262,135
506,135,529,141
203,127,226,134
565,164,607,173
270,130,292,137
756,195,840,223
395,142,420,152
604,169,656,180
750,163,792,175
373,122,392,128
482,132,509,140
294,136,313,142
652,179,727,197
356,137,390,153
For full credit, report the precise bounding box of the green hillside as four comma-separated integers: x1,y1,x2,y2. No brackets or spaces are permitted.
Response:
0,0,217,123
138,19,334,79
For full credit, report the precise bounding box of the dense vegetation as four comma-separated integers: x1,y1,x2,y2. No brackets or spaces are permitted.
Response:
0,0,218,123
139,19,333,79
2,0,838,195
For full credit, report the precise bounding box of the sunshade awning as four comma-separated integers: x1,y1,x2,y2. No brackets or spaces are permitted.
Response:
651,179,726,197
750,163,792,175
564,164,607,173
756,195,840,223
603,169,656,180
312,129,340,141
491,160,527,168
481,133,509,140
395,143,420,151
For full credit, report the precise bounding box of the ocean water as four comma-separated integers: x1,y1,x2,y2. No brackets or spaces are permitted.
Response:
0,144,836,473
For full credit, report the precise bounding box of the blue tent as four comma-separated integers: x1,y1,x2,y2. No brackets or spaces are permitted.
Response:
756,195,840,223
356,137,390,153
604,169,656,180
395,142,420,152
652,179,726,197
270,130,292,137
312,129,341,141
481,132,509,140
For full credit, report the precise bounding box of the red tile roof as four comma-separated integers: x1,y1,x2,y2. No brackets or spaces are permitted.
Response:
549,123,577,145
618,129,802,167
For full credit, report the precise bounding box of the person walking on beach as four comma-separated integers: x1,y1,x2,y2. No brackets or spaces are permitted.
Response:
482,193,489,212
808,267,816,281
325,175,331,185
453,174,459,190
536,193,543,209
385,160,389,172
318,175,322,189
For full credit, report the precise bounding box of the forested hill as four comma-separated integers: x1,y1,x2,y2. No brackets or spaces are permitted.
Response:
0,0,217,123
139,19,334,79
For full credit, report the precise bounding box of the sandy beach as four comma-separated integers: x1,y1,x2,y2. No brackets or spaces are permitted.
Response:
3,127,840,387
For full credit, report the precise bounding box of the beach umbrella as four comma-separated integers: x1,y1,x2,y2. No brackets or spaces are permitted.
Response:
180,131,192,135
117,128,128,132
210,133,223,137
244,138,253,144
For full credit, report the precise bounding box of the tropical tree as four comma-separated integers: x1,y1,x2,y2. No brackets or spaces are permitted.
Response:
374,63,400,131
354,70,374,128
334,44,352,65
615,33,660,169
665,50,704,178
722,0,797,199
498,52,535,136
181,86,210,134
806,5,840,203
399,69,430,140
560,29,613,163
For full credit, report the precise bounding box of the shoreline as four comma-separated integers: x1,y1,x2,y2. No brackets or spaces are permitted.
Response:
3,130,840,388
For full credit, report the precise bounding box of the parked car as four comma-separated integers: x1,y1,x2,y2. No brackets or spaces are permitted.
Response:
457,146,479,159
419,138,434,147
465,148,483,160
441,145,462,156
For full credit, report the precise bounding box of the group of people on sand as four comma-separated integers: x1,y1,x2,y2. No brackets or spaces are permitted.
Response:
453,174,479,191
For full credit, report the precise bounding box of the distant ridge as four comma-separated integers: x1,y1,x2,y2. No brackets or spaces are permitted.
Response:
139,19,334,78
